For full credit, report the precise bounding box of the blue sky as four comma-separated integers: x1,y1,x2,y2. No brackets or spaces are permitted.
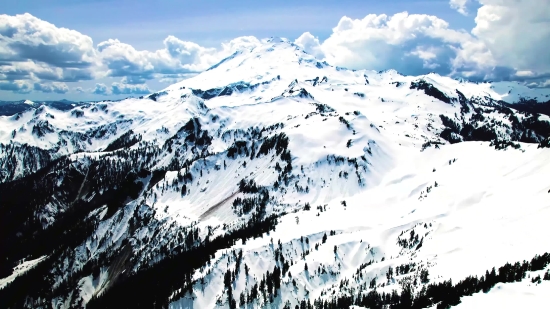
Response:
0,0,548,101
2,0,476,47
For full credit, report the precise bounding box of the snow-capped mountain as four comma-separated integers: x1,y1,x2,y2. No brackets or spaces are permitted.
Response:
1,37,550,309
0,99,87,116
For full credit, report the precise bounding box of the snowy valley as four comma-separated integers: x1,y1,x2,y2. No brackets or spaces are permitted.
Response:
1,38,550,309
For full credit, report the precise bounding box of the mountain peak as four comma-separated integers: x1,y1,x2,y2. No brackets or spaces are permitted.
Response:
265,36,289,44
167,37,330,90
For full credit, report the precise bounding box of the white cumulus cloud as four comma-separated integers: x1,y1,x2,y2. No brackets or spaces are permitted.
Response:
450,0,471,15
111,82,151,95
472,0,550,78
33,82,69,94
0,13,262,96
294,32,325,59
0,80,33,94
0,13,98,82
92,83,109,95
298,12,474,77
294,0,550,85
96,35,263,81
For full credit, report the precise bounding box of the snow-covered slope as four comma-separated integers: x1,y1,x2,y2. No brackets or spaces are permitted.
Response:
1,38,550,309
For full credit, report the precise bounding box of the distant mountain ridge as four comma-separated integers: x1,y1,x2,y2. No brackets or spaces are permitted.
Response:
0,100,87,116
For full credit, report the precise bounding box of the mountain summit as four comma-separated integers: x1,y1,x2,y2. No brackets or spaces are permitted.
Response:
1,36,550,308
167,37,334,91
168,38,550,102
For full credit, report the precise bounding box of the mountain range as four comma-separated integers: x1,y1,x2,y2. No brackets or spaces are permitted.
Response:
1,37,550,309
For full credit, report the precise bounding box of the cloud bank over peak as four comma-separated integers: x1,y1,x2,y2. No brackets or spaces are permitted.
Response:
299,12,472,77
0,13,264,97
294,0,550,85
96,35,263,81
472,0,550,76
